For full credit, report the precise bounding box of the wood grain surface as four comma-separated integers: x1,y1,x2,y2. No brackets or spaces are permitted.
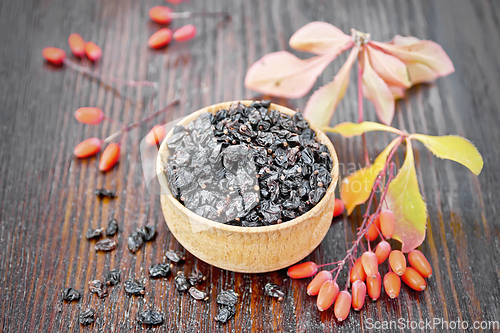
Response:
1,0,499,332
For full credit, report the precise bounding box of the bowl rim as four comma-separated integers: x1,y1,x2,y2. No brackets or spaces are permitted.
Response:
156,100,339,234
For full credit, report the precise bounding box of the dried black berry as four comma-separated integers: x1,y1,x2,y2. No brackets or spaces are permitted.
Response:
264,283,285,301
137,309,164,326
174,272,190,292
95,238,117,252
137,225,156,241
79,308,95,326
95,189,117,199
85,228,103,240
62,288,81,302
106,217,118,236
215,305,236,323
216,289,239,306
124,279,145,296
188,270,206,286
149,263,171,278
89,279,108,298
165,250,185,263
105,269,121,286
128,232,144,253
188,287,209,301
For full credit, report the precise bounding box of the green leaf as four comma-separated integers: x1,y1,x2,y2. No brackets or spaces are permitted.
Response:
411,134,483,175
386,139,427,253
341,138,400,215
323,121,403,137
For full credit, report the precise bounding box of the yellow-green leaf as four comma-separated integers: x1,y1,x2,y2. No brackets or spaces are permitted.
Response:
341,138,400,215
323,121,403,137
411,134,483,175
386,139,427,253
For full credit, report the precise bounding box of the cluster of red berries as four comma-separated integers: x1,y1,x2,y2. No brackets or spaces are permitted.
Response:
288,202,433,321
42,33,102,65
73,103,176,172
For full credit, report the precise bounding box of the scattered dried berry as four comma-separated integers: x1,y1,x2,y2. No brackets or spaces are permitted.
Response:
99,143,120,172
149,263,171,278
75,107,104,125
137,225,156,241
174,272,190,292
62,288,81,302
43,47,66,65
165,250,185,263
85,41,102,61
95,238,117,252
79,308,95,326
128,232,144,253
188,287,209,301
137,309,164,326
188,270,206,285
148,28,173,49
68,33,85,57
124,279,145,296
264,283,285,301
94,189,117,199
173,24,197,42
165,101,332,227
74,138,102,158
85,228,103,240
106,269,121,286
216,289,239,306
89,279,108,298
215,305,236,323
106,217,118,236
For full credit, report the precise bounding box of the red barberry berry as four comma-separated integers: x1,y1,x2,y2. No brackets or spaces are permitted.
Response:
374,240,391,264
316,280,339,311
384,272,401,298
173,24,197,42
85,42,102,62
366,272,381,301
99,143,120,171
389,250,407,276
401,267,426,291
351,280,366,311
74,107,104,125
307,271,332,296
149,28,173,49
349,257,366,283
287,262,318,279
145,125,166,146
365,216,380,241
333,198,344,217
379,209,395,239
42,47,66,65
68,33,85,57
361,251,378,279
165,0,184,4
74,138,102,158
149,6,173,24
334,291,351,321
408,250,432,278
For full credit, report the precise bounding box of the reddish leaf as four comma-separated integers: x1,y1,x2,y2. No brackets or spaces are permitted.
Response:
303,46,359,127
387,85,405,100
366,45,410,88
244,51,337,98
386,139,427,252
361,48,395,125
289,22,353,55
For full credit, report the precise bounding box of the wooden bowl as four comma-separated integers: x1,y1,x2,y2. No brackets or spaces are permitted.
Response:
157,101,339,273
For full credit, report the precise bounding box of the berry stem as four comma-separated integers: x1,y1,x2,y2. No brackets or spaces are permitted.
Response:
170,11,231,20
63,58,157,88
357,56,370,166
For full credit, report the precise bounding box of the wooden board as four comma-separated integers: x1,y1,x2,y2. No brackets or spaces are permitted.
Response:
0,0,499,332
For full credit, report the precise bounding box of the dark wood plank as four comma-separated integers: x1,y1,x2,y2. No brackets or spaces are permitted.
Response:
1,0,500,332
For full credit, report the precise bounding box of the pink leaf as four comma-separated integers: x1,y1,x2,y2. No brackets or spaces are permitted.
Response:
406,62,439,84
244,51,337,99
289,22,353,55
388,85,405,99
361,48,395,125
303,46,359,127
366,45,410,88
369,39,454,78
391,35,421,46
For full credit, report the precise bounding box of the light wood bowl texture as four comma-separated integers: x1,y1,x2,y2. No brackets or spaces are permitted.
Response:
157,101,339,273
